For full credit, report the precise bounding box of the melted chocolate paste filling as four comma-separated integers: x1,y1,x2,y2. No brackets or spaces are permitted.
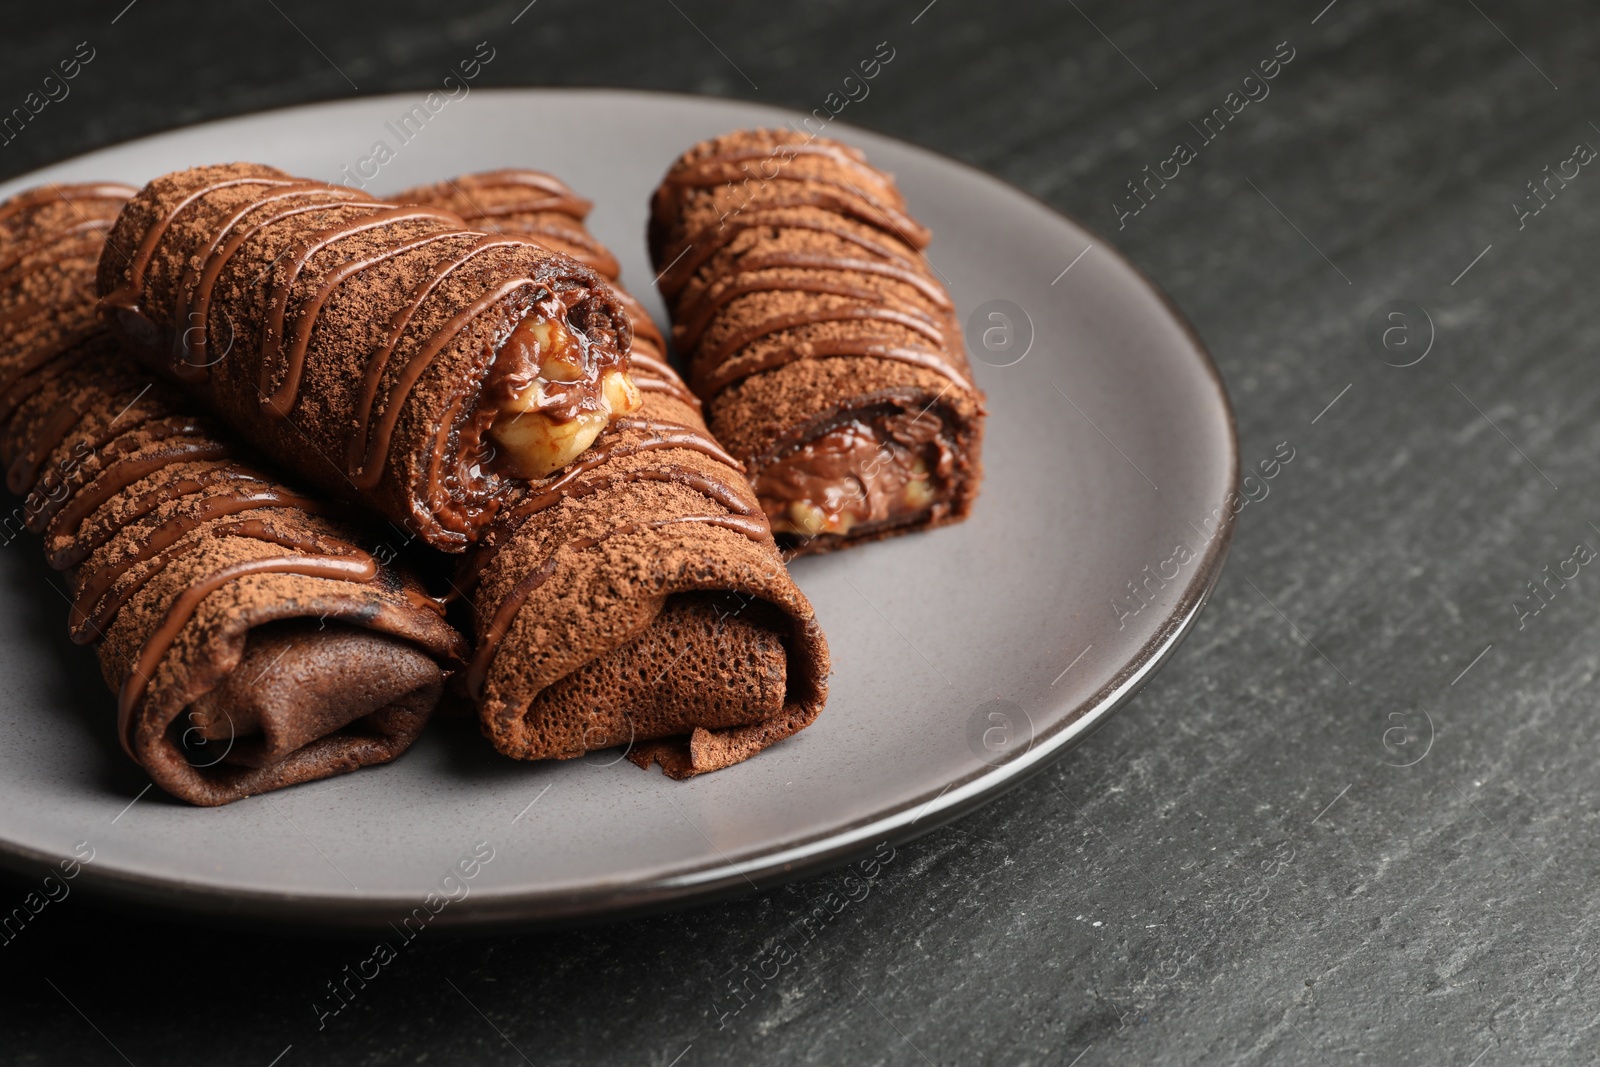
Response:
756,407,954,540
468,287,625,482
485,291,612,423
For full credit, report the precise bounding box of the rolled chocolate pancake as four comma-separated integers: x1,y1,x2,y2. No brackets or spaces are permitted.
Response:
648,129,986,555
0,182,465,805
95,163,640,551
456,369,830,778
397,172,829,778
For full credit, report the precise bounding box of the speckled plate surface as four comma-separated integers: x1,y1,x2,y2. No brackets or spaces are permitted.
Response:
0,89,1236,929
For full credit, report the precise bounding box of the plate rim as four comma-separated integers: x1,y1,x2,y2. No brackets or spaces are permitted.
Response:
0,87,1238,930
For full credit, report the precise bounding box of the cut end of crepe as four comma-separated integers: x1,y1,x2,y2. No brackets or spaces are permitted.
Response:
625,700,822,780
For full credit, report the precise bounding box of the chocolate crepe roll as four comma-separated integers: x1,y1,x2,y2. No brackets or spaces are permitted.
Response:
648,129,986,555
396,171,829,778
457,359,830,778
0,182,466,805
95,163,641,551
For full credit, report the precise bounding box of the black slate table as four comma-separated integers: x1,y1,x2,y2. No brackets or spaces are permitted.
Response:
3,1,1595,1063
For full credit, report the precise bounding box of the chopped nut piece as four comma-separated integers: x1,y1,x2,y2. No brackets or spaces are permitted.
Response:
603,368,643,416
486,322,644,479
492,407,610,479
788,500,829,537
903,458,934,509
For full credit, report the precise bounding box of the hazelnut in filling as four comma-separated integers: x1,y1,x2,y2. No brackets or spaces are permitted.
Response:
483,289,641,479
756,409,954,540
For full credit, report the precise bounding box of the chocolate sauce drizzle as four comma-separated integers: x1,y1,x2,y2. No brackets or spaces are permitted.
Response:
393,169,620,278
115,523,378,754
1,183,393,756
660,143,930,246
0,183,139,224
655,140,975,397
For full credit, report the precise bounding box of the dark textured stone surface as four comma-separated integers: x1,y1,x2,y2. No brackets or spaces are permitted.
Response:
2,0,1596,1063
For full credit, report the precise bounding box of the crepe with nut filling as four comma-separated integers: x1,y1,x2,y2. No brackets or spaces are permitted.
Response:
649,129,986,554
393,171,830,777
96,163,640,551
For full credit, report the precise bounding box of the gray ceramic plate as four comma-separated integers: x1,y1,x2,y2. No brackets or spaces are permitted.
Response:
0,89,1235,929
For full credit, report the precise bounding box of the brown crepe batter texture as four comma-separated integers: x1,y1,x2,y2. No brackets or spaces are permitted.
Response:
393,171,830,778
0,183,465,806
648,129,986,554
95,163,633,551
